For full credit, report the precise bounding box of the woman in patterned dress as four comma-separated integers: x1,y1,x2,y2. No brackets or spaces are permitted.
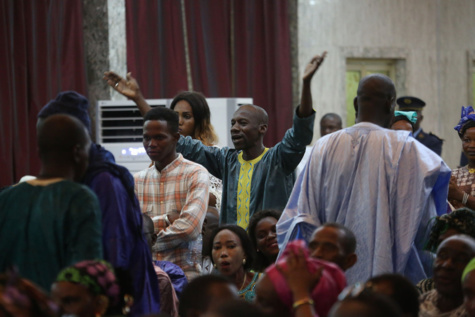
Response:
450,106,475,210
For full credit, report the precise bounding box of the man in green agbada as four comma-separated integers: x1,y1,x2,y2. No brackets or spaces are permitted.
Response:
0,114,103,291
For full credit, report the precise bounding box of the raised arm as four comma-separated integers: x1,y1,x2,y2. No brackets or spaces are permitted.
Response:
103,71,152,116
298,52,327,118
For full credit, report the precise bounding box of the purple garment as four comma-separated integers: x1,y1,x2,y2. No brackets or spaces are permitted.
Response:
84,144,160,316
154,260,188,298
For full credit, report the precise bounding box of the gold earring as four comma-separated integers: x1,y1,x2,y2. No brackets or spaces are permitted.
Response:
242,258,246,265
213,263,217,268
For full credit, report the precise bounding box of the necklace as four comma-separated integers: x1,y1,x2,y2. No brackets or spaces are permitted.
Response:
239,273,248,291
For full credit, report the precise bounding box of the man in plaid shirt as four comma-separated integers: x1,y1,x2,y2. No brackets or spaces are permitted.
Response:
134,107,209,280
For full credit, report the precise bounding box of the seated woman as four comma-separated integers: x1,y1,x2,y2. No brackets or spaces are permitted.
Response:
205,225,260,302
254,240,346,317
103,71,222,209
51,260,128,317
417,207,475,294
450,106,475,209
248,209,281,272
390,111,417,133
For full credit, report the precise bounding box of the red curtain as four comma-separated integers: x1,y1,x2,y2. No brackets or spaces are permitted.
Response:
126,0,188,98
125,0,293,146
0,0,87,187
233,1,293,145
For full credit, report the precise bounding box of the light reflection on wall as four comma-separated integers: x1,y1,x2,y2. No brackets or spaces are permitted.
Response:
121,147,146,156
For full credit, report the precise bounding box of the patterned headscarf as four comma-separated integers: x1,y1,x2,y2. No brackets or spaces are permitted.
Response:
0,268,58,317
55,260,120,306
454,106,475,137
425,208,475,253
265,240,347,317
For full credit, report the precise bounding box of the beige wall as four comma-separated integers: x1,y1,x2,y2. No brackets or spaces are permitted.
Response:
298,0,475,168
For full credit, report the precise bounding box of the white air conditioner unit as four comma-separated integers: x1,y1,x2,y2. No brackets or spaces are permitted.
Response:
96,98,252,174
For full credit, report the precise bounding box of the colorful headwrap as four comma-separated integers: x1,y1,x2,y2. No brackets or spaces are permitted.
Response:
266,240,347,317
454,106,475,137
394,111,417,124
425,208,475,253
462,258,475,282
55,260,120,306
0,268,58,317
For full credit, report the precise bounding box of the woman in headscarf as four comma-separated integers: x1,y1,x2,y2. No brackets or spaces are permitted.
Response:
254,240,346,317
390,110,417,133
450,106,475,209
51,260,127,317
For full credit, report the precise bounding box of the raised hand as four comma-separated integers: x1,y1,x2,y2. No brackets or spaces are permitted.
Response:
303,51,327,83
103,71,141,101
278,248,322,296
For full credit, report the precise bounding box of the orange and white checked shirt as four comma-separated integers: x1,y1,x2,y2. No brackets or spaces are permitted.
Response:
134,154,209,280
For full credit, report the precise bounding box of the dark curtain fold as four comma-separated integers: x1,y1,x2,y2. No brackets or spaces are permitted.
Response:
233,0,293,146
0,0,87,187
125,0,293,146
184,0,232,97
126,0,188,97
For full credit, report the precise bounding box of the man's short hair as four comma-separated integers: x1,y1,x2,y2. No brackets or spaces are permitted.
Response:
320,113,342,124
179,275,234,317
143,107,179,133
37,114,89,159
321,223,357,254
367,273,419,317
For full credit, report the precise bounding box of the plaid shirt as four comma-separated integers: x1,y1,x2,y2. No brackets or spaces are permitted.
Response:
134,154,209,279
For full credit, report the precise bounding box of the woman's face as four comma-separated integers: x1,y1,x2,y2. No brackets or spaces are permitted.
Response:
51,281,97,317
212,229,246,277
255,217,279,261
174,100,196,138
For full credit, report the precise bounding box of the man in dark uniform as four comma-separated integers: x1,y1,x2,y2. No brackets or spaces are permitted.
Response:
397,96,443,156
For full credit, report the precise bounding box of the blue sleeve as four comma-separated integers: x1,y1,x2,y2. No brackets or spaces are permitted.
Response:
89,172,135,269
176,136,229,179
66,188,103,264
275,108,315,173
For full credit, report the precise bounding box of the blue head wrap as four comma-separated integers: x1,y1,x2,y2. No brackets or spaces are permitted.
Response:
454,106,475,137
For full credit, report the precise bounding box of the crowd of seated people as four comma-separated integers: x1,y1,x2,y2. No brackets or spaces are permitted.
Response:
5,50,475,317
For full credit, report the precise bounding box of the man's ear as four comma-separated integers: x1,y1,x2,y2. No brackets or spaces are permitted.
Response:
173,131,181,141
259,124,268,135
353,97,358,113
343,253,357,271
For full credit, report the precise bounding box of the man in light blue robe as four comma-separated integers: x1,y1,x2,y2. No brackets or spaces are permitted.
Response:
277,74,451,284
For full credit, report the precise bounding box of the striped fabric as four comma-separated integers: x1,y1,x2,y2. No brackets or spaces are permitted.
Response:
134,154,209,280
236,149,269,229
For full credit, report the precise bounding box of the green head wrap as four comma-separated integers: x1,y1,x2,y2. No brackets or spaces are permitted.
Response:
462,257,475,282
394,111,417,124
